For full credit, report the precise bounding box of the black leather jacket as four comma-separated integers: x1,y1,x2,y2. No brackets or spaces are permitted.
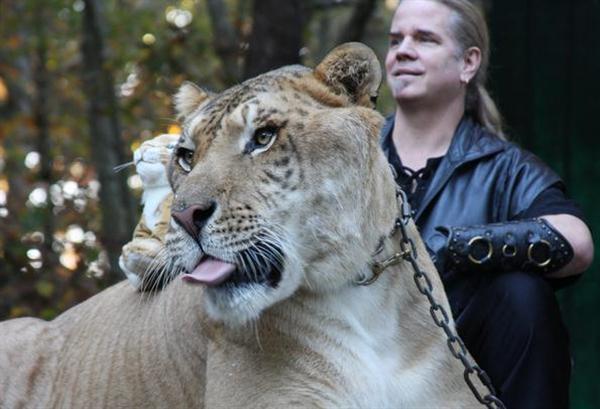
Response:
380,116,563,315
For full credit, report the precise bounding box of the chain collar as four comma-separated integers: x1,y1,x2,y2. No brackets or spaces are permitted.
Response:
354,190,412,286
352,188,505,408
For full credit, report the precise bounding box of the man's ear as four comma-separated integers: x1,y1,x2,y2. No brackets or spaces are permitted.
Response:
314,42,382,108
460,46,482,84
174,81,211,120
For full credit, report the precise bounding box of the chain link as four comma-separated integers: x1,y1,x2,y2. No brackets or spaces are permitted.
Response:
396,192,506,409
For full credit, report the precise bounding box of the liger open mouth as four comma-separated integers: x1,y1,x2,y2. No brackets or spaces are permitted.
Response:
182,242,284,289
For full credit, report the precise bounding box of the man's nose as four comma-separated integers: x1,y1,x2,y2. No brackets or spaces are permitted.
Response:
395,38,417,60
172,201,217,239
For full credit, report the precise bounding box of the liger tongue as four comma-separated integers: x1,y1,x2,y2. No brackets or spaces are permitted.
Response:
182,257,236,286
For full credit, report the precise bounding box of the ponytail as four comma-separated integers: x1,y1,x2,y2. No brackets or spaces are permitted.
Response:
466,83,505,139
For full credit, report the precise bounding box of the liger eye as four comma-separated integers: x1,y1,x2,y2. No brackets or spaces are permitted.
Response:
244,126,279,155
254,127,277,146
176,147,194,172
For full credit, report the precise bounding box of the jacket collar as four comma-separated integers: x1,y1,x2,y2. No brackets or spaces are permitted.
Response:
443,116,505,165
381,115,505,221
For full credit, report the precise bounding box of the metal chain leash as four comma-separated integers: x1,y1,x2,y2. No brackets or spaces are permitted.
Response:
395,191,506,409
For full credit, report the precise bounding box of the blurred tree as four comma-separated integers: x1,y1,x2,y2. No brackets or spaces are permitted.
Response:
244,0,309,79
81,0,136,279
206,0,242,84
335,0,378,44
33,4,58,270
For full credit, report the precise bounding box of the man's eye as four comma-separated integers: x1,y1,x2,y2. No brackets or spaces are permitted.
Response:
389,37,402,47
419,35,437,43
176,147,194,172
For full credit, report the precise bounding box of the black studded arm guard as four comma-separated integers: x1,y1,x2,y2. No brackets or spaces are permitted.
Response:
431,218,574,275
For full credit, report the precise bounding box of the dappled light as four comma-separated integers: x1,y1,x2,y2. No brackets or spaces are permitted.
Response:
165,7,193,28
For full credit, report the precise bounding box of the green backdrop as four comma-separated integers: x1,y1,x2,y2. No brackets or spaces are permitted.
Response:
487,1,600,407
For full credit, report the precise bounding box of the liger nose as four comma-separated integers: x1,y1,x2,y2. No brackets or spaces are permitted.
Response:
172,201,217,239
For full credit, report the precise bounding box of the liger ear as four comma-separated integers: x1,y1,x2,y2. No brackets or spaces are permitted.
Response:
174,81,211,120
314,42,382,107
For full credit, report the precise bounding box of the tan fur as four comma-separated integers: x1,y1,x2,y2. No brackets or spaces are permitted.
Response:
120,194,173,288
0,43,483,408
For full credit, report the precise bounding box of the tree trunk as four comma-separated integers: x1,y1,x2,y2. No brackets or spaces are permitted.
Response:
81,0,136,280
244,0,308,79
33,5,58,270
205,0,241,85
335,0,378,44
0,1,33,276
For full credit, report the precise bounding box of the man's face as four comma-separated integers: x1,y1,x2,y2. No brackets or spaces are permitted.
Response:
385,0,464,106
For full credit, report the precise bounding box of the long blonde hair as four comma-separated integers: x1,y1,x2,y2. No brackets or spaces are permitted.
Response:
398,0,505,138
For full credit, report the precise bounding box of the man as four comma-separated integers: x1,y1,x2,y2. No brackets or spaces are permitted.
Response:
382,0,594,407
